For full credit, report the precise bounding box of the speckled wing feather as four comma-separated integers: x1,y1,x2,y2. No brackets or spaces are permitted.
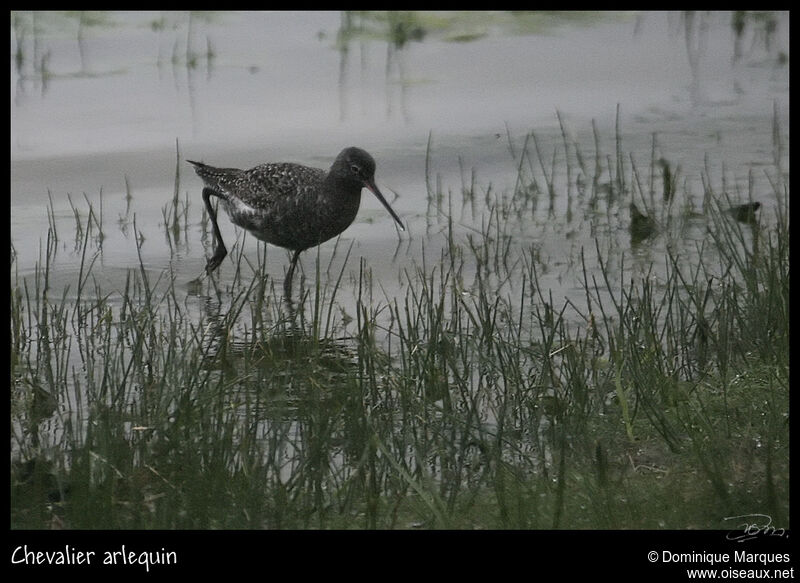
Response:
237,163,326,210
189,161,326,208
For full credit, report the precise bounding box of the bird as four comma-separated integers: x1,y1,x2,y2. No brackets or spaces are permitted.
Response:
187,147,404,299
629,202,658,244
727,201,761,224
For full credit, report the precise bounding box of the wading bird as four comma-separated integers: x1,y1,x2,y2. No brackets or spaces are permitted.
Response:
188,147,404,299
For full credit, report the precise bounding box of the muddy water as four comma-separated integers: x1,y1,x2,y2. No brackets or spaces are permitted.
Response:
11,11,789,324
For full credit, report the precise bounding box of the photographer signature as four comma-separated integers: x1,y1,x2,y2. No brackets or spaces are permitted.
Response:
724,514,787,543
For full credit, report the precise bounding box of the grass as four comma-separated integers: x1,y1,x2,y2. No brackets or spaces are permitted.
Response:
10,116,789,530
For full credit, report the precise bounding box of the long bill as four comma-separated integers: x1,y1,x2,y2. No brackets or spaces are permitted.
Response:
365,181,405,231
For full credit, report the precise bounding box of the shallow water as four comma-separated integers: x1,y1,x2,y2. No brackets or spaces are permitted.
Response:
9,11,790,529
11,10,789,338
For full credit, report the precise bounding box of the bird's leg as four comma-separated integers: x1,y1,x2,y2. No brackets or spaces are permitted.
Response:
202,187,228,274
284,249,302,301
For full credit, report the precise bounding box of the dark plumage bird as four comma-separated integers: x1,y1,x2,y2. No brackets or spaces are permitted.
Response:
727,201,761,224
629,202,658,244
188,147,404,298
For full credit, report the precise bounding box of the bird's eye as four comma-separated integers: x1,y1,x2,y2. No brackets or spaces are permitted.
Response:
350,164,361,175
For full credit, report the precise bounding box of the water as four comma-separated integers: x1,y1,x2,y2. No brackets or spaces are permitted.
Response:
11,12,789,394
9,10,789,530
12,12,787,285
11,14,789,436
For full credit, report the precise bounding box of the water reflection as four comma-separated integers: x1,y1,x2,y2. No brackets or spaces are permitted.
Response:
334,11,427,123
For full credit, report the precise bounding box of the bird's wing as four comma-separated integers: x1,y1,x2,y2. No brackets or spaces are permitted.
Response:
238,163,326,210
